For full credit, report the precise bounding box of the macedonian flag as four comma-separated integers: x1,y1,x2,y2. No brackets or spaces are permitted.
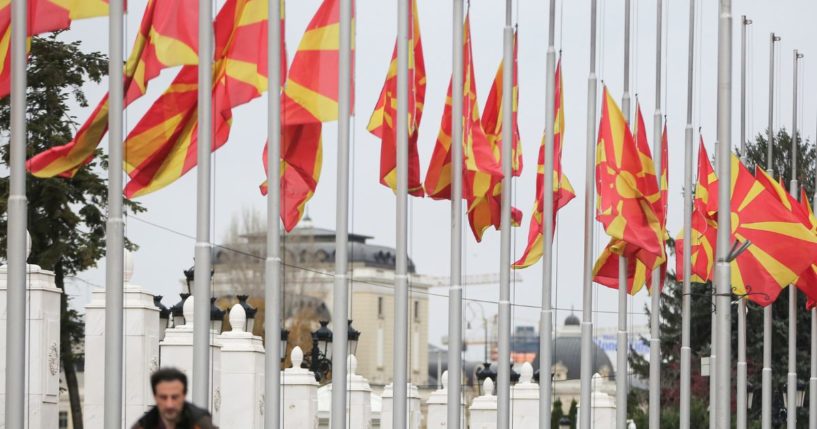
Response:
123,0,269,197
466,31,523,242
703,154,817,306
513,59,574,268
259,0,352,231
593,104,666,293
0,0,115,98
754,168,817,306
367,0,426,196
423,13,502,202
592,90,663,293
27,0,198,178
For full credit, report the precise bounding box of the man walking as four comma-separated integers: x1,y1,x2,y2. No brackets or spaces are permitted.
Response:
132,368,217,429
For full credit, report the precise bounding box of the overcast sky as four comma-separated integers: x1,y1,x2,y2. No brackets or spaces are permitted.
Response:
55,0,817,359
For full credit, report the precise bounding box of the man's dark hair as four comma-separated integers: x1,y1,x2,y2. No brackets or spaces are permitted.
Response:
150,367,188,395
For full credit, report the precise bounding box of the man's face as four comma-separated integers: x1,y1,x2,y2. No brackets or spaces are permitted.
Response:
154,380,186,424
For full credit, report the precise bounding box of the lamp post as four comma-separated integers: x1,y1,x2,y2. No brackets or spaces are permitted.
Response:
782,380,807,409
311,321,334,382
235,295,257,334
280,328,289,362
210,298,225,334
154,295,170,340
559,416,572,429
476,362,498,394
347,320,360,356
170,293,190,328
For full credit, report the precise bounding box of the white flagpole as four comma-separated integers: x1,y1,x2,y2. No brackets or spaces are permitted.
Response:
761,31,780,429
5,0,28,426
192,0,214,407
330,0,353,426
393,0,410,425
497,0,514,427
104,0,126,426
540,0,558,424
715,1,734,427
786,48,804,429
447,0,465,427
680,2,696,428
264,0,284,427
617,1,632,427
579,0,599,427
736,15,752,429
649,1,664,427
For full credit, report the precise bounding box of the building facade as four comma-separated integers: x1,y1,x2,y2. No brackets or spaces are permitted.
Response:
211,218,431,386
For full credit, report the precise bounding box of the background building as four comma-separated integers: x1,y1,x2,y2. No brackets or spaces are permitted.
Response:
211,217,431,386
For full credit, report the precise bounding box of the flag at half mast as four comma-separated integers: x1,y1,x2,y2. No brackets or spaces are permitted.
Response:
513,59,574,268
27,0,198,178
367,0,426,197
592,93,663,294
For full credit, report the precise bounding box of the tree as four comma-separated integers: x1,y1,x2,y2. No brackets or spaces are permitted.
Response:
0,34,145,429
628,129,815,427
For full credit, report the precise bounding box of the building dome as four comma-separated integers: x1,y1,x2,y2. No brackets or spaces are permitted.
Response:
530,314,614,381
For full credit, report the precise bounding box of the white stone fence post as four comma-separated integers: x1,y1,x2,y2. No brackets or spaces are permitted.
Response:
282,346,319,428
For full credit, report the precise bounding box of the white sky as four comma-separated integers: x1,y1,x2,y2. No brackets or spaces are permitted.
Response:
57,0,817,360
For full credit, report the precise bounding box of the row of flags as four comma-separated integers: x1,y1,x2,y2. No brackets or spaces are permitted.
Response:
14,0,817,311
674,139,817,308
15,0,576,272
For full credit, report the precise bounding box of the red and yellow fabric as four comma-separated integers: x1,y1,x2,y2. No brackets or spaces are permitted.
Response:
592,90,663,294
755,173,817,307
27,0,198,178
466,30,523,242
706,154,817,306
123,0,268,197
799,192,817,310
258,0,349,231
675,139,718,284
0,0,114,98
366,0,425,196
513,60,574,268
424,14,502,201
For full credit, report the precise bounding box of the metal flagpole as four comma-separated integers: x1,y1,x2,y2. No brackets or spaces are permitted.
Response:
331,0,353,426
762,31,780,429
5,0,27,426
787,49,803,429
617,1,632,427
393,0,410,425
264,0,284,426
736,15,752,429
715,1,733,428
104,0,126,426
811,185,817,429
580,0,599,427
680,1,696,428
497,1,513,428
649,2,664,428
540,0,558,423
447,0,464,427
193,0,214,407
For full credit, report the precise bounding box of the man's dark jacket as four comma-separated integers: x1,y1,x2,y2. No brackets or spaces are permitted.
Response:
131,401,217,429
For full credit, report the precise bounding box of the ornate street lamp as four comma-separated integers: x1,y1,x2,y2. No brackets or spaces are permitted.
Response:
782,380,808,408
347,320,360,356
310,321,334,382
236,295,257,334
558,416,572,429
210,297,225,334
280,328,290,362
475,362,497,394
153,295,170,340
153,295,170,341
169,293,190,328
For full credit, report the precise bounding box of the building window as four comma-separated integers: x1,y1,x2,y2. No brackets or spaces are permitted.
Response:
59,411,68,429
413,300,420,321
378,297,384,319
